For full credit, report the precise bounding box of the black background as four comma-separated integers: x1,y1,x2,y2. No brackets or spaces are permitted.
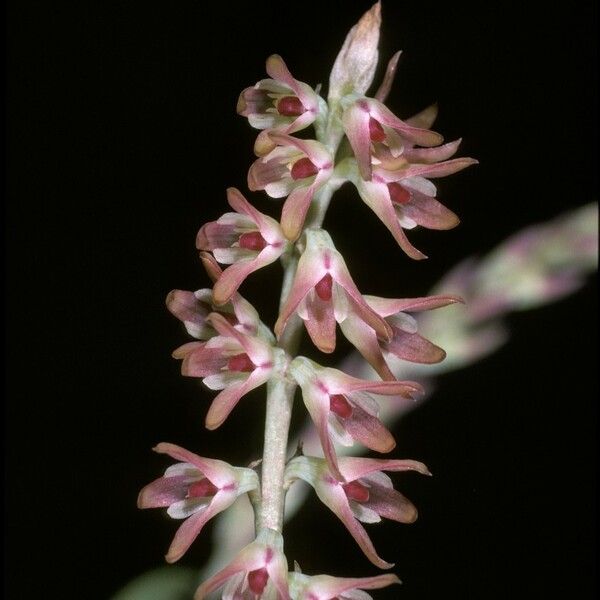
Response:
5,1,598,598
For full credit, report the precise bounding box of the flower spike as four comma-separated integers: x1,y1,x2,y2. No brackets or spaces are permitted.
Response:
138,443,259,563
195,528,290,599
275,229,392,353
286,456,430,569
290,356,423,479
197,188,289,305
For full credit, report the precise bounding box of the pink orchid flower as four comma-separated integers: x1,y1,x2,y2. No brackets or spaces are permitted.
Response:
274,229,392,353
285,456,431,569
354,144,478,259
290,356,423,479
342,96,444,181
288,572,400,600
237,54,322,156
339,294,463,380
172,312,276,430
137,443,259,564
197,188,289,305
195,528,290,600
248,133,333,241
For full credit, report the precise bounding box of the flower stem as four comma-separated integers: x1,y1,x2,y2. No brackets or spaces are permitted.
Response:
258,118,343,533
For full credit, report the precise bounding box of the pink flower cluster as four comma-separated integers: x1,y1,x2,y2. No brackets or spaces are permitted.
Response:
138,3,476,598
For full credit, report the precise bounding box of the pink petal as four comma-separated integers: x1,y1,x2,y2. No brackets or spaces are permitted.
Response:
208,313,272,365
212,245,284,306
402,157,479,179
337,457,432,482
247,155,289,192
268,133,332,169
307,573,400,598
137,475,189,509
275,256,328,340
356,180,427,260
165,290,209,327
200,251,222,283
265,549,291,600
405,103,438,129
365,484,418,524
338,311,395,381
194,545,267,599
303,290,337,353
226,187,283,244
315,481,393,569
329,253,394,339
265,54,316,113
385,329,446,364
342,101,374,180
344,402,396,454
368,99,443,147
204,367,270,430
196,220,238,251
323,368,423,399
374,50,402,102
174,342,228,377
402,138,462,163
364,294,463,316
152,443,236,488
398,192,459,230
166,491,235,563
281,183,318,242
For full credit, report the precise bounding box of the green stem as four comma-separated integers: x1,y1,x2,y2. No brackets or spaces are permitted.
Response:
257,107,344,533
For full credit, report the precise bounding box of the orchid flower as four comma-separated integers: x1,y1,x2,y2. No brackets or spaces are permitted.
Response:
195,528,290,600
197,187,289,305
248,133,333,241
237,54,323,156
290,356,423,479
172,312,278,430
285,456,431,569
354,148,478,259
288,571,400,600
275,228,391,353
342,96,444,181
137,443,259,563
339,294,463,380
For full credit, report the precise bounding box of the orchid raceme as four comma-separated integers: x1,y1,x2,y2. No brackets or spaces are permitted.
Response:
172,312,280,430
275,229,391,353
139,3,477,595
237,54,324,157
247,134,333,241
285,456,431,569
290,356,423,479
194,529,290,600
197,187,289,305
137,443,259,563
288,572,400,600
339,294,463,380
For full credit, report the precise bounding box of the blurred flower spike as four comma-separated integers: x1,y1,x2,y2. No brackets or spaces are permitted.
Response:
137,443,259,563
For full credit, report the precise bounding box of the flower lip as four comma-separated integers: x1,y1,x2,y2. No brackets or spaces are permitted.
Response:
277,96,306,116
